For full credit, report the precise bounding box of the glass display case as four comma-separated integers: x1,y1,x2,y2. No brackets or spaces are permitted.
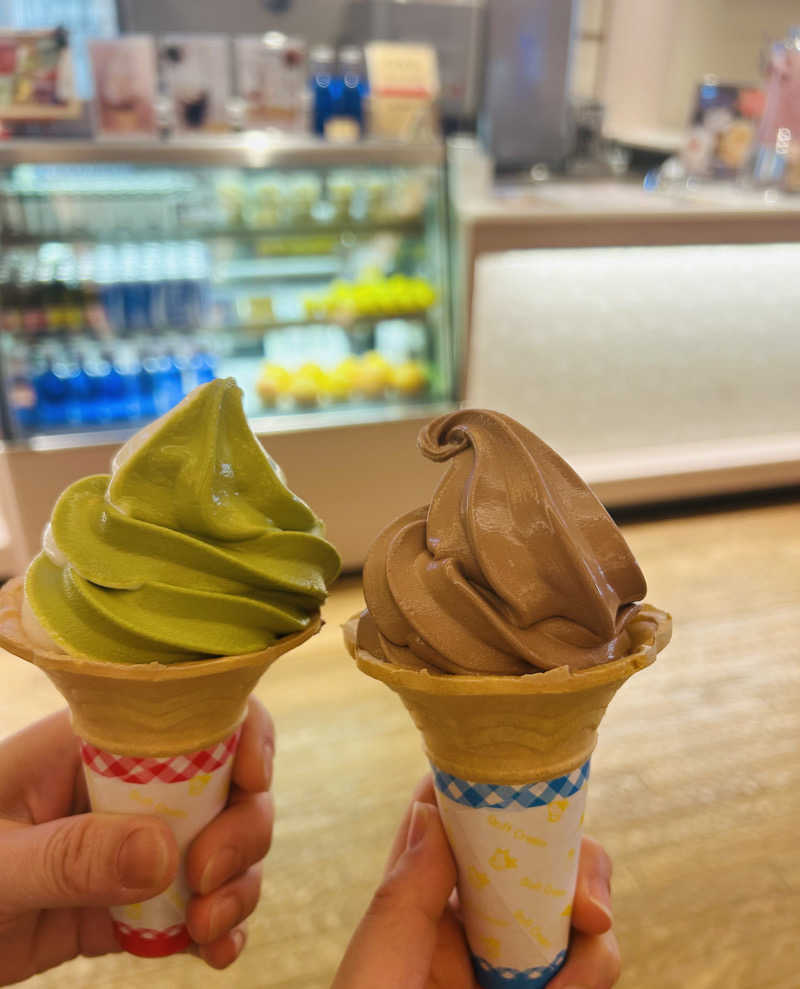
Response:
0,137,452,442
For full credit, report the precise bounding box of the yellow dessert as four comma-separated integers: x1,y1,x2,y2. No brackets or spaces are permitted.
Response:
354,351,391,399
390,359,428,395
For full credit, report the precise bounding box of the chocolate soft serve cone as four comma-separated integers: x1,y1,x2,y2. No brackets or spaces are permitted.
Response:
0,378,340,957
346,410,670,989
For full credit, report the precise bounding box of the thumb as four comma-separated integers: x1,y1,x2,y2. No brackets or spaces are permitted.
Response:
332,801,457,989
0,813,178,911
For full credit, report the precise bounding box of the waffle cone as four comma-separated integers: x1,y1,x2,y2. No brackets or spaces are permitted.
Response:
0,577,320,757
344,606,671,783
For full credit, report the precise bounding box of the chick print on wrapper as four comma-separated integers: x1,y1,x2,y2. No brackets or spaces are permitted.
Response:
468,866,490,890
489,848,518,871
478,936,502,962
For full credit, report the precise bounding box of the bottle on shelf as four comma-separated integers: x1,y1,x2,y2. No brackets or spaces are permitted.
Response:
6,343,37,432
309,45,367,142
95,251,126,336
0,269,23,334
32,348,70,429
5,322,220,434
62,351,92,427
113,345,143,422
23,271,49,339
137,349,159,420
190,346,217,387
79,268,110,339
309,45,339,137
103,351,128,422
44,275,68,337
141,349,184,416
84,349,114,425
62,269,86,337
338,46,368,136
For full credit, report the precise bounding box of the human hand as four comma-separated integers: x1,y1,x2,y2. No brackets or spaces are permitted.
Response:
333,776,620,989
0,698,274,985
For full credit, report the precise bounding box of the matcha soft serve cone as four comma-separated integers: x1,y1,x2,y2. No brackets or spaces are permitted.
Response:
22,375,339,663
345,409,670,989
0,377,340,957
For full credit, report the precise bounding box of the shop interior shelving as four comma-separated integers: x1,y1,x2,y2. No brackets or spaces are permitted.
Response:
0,136,452,445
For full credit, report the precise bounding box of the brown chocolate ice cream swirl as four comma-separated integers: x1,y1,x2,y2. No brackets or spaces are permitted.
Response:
359,409,649,674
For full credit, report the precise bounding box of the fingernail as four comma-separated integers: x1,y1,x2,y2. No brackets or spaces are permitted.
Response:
200,846,240,895
208,893,239,942
406,801,432,850
589,876,613,924
118,827,169,889
231,927,246,956
262,739,274,791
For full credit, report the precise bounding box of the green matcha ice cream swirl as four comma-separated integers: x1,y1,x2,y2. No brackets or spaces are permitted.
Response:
24,378,341,664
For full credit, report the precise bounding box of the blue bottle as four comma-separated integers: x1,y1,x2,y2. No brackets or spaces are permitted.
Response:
7,346,38,434
64,355,92,426
138,352,158,420
114,349,142,423
101,352,127,422
171,348,192,398
123,277,153,333
149,352,183,416
309,45,339,136
164,274,188,329
190,347,217,386
165,352,185,409
338,46,367,134
33,356,69,429
85,353,113,424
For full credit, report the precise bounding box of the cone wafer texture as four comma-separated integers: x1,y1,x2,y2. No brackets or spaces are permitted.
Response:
345,607,670,783
0,576,320,757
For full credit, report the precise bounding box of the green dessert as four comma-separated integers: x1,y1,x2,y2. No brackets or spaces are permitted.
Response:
23,377,340,664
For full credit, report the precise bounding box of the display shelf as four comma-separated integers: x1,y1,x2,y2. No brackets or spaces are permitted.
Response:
215,256,342,283
0,216,427,246
0,397,452,453
0,103,83,122
236,311,434,334
0,311,435,346
0,136,444,169
0,137,453,573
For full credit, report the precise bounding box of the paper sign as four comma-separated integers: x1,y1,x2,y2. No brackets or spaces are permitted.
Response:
365,42,440,140
89,37,158,138
0,29,79,120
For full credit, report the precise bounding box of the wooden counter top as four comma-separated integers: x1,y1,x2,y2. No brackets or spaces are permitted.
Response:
4,494,800,989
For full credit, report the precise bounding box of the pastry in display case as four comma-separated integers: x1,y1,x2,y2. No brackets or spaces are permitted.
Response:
0,138,452,441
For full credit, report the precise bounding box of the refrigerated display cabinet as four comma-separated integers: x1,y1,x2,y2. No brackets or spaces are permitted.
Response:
0,137,456,571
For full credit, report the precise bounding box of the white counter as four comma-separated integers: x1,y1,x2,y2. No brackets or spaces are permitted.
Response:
456,179,800,505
